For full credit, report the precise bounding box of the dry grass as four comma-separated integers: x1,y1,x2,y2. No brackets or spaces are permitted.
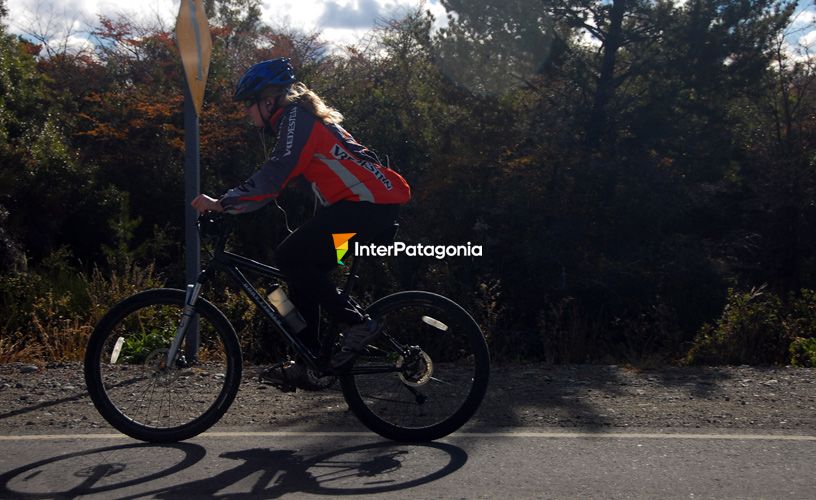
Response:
0,335,44,364
0,261,162,363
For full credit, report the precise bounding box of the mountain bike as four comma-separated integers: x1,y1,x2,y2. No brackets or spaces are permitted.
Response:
84,214,490,443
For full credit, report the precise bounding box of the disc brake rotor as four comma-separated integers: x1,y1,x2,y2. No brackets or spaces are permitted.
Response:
396,351,434,387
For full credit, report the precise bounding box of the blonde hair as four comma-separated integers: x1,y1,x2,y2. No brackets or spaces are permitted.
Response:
262,82,344,125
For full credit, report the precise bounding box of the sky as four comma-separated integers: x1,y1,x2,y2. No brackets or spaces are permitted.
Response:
4,0,450,53
3,0,816,59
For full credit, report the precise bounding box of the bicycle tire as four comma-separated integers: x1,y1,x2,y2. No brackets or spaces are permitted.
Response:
84,288,242,442
340,291,490,441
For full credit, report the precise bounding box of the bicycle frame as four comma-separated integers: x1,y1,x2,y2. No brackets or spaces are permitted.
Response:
215,250,323,368
165,219,405,376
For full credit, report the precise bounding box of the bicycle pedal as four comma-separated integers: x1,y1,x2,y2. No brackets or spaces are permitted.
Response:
273,382,297,393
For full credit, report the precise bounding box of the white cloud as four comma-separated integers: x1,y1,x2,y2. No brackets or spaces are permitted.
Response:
319,0,383,29
261,0,327,32
62,32,94,52
6,0,443,52
7,0,177,53
789,7,816,27
799,30,816,48
425,0,448,34
8,0,176,30
320,26,374,49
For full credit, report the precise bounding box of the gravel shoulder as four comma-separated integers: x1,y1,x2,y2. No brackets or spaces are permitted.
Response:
1,362,814,435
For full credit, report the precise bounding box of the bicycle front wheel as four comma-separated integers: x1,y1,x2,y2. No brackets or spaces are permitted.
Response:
84,288,242,442
341,291,490,441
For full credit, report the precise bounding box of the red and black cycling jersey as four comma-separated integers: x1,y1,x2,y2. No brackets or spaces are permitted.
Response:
219,103,411,214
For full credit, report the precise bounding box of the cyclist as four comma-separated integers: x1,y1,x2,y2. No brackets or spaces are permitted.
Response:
191,58,411,386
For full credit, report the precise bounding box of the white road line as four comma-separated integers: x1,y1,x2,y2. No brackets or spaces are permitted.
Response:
456,432,816,441
0,431,814,441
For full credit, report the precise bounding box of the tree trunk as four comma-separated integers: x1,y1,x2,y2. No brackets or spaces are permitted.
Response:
586,0,626,152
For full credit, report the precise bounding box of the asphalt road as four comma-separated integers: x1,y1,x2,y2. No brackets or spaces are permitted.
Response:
1,430,814,499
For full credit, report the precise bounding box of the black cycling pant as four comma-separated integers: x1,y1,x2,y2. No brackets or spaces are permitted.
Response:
275,200,400,353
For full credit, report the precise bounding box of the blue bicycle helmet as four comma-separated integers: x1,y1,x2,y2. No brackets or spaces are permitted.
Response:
233,58,296,102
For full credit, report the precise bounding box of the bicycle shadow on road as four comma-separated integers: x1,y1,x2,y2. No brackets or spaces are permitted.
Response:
0,440,467,499
0,442,206,499
133,440,467,499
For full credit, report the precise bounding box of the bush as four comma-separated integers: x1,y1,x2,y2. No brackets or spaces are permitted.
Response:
785,289,816,339
684,286,816,366
789,337,816,367
785,289,816,367
684,287,787,365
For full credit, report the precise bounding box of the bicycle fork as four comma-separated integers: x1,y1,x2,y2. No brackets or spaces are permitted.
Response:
165,283,202,368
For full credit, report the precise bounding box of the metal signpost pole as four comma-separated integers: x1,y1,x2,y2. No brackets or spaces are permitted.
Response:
184,83,201,357
176,0,212,358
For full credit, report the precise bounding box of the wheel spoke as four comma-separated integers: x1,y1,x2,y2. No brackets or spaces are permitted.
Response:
86,289,241,442
341,292,489,441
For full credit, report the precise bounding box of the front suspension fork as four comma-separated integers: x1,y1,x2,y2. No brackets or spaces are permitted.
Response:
166,283,202,368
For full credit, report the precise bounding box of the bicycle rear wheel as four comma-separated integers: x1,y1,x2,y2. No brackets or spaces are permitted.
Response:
84,288,242,442
340,291,490,441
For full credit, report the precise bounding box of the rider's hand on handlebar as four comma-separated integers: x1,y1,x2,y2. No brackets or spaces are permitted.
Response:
191,194,224,214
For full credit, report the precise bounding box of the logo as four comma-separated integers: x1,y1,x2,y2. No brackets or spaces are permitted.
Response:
332,233,356,265
331,144,393,190
283,106,297,157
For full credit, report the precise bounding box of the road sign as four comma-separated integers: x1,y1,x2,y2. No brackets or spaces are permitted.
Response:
176,0,212,116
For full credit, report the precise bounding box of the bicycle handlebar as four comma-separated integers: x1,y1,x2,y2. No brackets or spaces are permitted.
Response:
197,212,230,254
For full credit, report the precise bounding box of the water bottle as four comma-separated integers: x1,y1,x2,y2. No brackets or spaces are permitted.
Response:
268,286,307,333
